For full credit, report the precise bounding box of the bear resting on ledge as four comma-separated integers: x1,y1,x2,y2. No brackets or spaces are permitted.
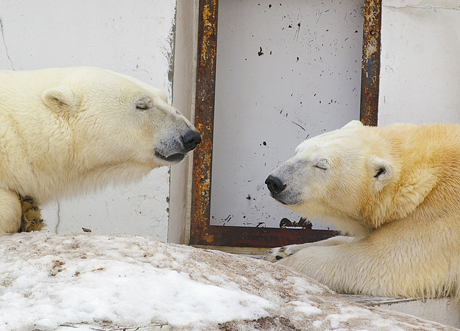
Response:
266,120,460,300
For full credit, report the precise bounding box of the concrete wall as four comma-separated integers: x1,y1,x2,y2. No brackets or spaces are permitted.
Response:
378,0,460,125
0,0,177,241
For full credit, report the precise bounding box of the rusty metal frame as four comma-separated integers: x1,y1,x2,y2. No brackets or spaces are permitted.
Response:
360,0,382,126
190,0,381,247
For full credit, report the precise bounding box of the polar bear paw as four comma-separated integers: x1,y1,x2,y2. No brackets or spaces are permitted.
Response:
265,245,300,262
19,195,44,232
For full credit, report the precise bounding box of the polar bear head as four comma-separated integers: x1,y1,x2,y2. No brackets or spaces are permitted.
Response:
41,67,201,169
265,120,399,236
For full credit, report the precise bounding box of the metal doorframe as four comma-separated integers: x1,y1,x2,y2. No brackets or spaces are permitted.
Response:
189,0,381,247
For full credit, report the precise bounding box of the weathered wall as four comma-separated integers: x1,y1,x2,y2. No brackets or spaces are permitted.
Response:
209,0,364,229
378,0,460,125
0,0,177,240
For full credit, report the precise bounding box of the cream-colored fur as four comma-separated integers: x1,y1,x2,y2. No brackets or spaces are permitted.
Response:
266,120,460,299
0,67,199,233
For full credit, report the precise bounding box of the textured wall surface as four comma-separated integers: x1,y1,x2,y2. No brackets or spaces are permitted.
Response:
210,0,364,229
378,0,460,125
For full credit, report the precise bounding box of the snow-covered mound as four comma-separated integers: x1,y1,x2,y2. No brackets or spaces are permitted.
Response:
0,232,454,330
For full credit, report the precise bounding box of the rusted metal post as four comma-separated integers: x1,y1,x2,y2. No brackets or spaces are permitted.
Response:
360,0,382,126
190,0,218,245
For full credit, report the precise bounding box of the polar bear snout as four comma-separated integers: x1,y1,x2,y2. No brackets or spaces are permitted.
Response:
266,160,304,206
182,129,202,152
154,129,201,164
265,174,297,205
265,175,287,196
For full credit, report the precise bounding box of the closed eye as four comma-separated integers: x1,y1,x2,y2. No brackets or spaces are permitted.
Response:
313,165,327,170
136,99,150,110
313,158,330,170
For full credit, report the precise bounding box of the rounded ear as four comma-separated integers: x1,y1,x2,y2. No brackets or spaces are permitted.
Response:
42,86,79,113
371,157,394,191
342,120,363,129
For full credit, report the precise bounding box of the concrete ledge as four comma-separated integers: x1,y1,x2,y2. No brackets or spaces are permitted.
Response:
344,295,459,328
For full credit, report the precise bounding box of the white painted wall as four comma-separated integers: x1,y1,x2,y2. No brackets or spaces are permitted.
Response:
0,0,177,240
379,0,460,125
210,0,363,229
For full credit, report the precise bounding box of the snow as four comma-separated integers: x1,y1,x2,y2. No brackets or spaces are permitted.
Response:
0,232,455,331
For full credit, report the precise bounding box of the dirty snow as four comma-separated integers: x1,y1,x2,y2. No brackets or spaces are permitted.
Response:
0,232,454,330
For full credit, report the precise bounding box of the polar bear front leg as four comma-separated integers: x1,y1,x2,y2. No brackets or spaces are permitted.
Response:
274,244,363,295
0,189,22,234
266,235,354,262
273,238,411,297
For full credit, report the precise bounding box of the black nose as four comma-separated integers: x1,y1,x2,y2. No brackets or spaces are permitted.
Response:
182,130,202,151
265,175,286,195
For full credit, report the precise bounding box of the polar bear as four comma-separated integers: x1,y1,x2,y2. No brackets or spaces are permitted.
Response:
265,120,460,299
0,67,200,234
